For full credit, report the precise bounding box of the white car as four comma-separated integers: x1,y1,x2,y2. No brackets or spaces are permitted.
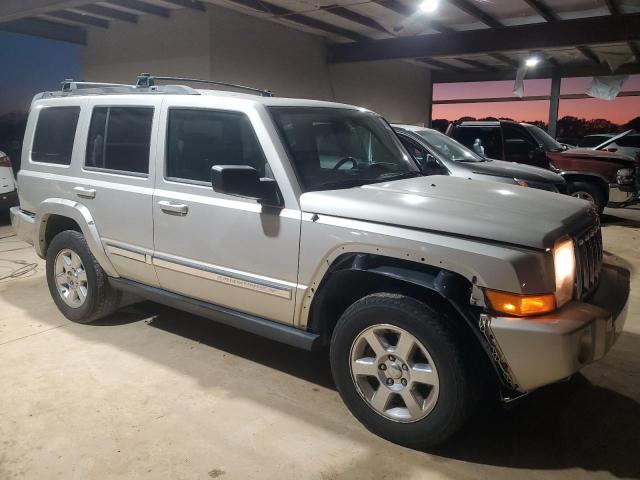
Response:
0,150,17,210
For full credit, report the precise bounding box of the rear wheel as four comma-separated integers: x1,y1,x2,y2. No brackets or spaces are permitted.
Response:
330,293,478,447
567,181,605,214
46,230,121,323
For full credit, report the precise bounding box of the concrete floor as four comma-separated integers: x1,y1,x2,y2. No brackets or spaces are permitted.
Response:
0,207,639,480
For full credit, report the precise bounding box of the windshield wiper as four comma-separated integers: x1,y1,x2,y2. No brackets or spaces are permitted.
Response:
316,178,369,190
377,171,422,181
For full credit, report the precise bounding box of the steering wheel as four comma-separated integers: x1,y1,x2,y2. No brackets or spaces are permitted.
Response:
333,157,358,170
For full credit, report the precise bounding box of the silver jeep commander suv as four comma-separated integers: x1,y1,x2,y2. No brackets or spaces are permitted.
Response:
11,74,630,447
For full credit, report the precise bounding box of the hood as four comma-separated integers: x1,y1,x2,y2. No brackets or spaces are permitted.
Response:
465,159,564,184
560,148,637,165
300,176,596,250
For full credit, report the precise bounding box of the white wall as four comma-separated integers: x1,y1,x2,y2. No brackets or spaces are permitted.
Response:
81,4,432,124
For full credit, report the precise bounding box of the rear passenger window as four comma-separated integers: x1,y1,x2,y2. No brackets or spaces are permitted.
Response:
85,106,153,174
32,106,80,165
166,109,268,183
453,127,502,159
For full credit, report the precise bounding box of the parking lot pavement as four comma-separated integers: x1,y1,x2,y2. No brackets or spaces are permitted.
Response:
1,208,639,480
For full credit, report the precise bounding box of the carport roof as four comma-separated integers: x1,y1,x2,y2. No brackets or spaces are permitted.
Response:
2,0,640,82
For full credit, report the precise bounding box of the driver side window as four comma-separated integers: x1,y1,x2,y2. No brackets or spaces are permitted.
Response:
503,125,537,163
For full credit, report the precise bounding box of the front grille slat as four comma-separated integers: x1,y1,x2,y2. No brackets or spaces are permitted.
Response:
574,222,603,300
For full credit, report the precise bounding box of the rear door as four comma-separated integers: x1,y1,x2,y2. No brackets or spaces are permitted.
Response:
77,98,161,287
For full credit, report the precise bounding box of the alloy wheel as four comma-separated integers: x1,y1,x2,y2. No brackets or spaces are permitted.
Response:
349,324,439,423
54,249,88,308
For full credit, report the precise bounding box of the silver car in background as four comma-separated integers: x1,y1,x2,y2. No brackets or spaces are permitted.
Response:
393,124,567,193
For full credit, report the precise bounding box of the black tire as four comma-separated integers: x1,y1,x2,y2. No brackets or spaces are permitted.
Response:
567,181,606,214
330,293,478,448
46,230,121,324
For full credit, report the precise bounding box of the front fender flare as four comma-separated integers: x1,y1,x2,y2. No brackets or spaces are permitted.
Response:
34,198,119,278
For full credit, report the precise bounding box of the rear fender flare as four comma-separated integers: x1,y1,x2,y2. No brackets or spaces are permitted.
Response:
34,198,119,277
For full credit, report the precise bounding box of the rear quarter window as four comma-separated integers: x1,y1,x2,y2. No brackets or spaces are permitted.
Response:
31,106,81,165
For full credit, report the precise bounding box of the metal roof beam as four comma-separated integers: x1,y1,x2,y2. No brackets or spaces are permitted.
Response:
105,0,170,17
0,1,95,23
330,13,640,63
160,0,206,11
431,62,640,83
521,0,558,22
74,4,138,22
0,17,86,43
46,9,109,27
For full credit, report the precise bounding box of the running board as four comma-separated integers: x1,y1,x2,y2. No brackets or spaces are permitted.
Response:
109,277,321,351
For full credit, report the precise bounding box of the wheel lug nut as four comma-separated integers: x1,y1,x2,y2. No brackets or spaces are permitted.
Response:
388,355,395,362
402,364,408,371
386,378,394,386
401,379,407,386
379,364,386,371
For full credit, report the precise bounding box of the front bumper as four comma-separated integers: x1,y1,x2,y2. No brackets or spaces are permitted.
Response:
9,206,35,246
607,183,637,208
485,254,630,393
0,189,18,209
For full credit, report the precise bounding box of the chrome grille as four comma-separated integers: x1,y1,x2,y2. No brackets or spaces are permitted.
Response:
574,222,603,300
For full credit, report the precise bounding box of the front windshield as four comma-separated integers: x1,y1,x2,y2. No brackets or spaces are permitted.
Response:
413,128,483,162
527,124,564,152
269,107,419,192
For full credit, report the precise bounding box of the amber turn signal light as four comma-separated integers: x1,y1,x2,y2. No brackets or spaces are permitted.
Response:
484,289,556,317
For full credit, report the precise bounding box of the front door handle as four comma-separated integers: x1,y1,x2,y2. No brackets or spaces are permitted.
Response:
158,200,189,216
73,186,96,199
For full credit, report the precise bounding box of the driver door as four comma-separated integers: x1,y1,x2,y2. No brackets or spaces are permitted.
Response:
152,101,301,325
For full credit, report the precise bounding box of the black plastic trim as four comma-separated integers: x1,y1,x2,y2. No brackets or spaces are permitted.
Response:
109,277,321,351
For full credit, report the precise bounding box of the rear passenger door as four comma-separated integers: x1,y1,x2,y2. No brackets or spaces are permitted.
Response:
78,99,161,287
151,100,301,325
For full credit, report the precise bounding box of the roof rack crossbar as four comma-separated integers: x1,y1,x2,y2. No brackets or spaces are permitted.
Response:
136,73,274,97
61,79,134,92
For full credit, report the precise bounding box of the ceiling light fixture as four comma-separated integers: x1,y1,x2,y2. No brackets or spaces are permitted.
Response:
419,0,439,13
525,55,541,68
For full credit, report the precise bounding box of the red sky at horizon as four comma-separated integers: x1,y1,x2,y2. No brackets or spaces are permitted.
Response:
433,76,640,125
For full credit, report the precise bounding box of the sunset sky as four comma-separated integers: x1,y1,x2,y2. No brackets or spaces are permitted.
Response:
433,76,640,124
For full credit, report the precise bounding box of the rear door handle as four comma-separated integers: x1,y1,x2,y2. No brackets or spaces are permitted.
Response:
158,200,189,216
73,186,96,199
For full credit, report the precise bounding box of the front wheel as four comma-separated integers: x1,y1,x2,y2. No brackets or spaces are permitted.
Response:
567,181,606,214
330,293,478,447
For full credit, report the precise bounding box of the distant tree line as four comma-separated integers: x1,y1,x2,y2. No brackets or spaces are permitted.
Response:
432,116,640,144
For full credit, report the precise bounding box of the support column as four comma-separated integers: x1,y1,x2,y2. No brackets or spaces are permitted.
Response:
425,77,433,128
548,71,561,138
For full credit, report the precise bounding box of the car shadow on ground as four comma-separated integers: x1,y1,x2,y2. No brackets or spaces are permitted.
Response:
601,212,640,228
133,302,640,478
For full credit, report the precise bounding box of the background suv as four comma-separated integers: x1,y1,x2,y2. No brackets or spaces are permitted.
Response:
447,120,637,213
393,124,566,193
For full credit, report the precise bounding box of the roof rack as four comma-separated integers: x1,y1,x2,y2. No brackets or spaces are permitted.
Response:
61,79,138,92
136,73,274,97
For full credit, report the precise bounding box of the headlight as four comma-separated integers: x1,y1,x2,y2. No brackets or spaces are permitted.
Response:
616,168,635,185
553,237,576,306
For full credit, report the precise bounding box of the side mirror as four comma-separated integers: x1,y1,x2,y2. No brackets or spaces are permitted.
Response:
212,165,282,207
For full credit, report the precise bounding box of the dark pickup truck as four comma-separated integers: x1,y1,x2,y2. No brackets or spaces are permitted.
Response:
447,120,638,213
